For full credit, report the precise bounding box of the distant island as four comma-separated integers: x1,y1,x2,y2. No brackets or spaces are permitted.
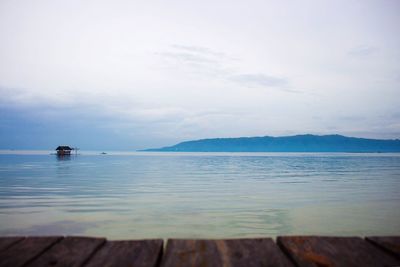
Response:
142,134,400,152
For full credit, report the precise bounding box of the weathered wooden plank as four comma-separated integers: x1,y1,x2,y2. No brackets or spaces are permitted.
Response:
0,237,24,252
220,238,295,267
26,236,105,267
277,236,400,267
366,236,400,259
161,239,221,267
161,238,294,267
85,239,163,267
0,236,62,267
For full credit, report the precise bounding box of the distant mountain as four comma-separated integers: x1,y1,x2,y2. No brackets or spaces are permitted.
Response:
143,134,400,152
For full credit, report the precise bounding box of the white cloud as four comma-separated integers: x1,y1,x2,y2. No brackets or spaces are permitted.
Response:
229,73,288,88
348,45,378,57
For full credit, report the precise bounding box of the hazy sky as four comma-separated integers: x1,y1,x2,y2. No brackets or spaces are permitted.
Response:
1,0,399,150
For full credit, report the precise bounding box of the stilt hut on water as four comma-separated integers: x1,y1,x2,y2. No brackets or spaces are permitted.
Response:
56,146,73,156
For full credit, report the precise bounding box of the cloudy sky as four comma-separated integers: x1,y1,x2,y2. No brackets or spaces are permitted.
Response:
0,0,399,150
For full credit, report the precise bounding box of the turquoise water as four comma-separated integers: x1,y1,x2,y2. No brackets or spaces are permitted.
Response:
0,151,399,239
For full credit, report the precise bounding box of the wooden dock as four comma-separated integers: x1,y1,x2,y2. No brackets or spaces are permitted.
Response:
0,236,399,267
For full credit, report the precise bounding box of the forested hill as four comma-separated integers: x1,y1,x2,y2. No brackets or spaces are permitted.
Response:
143,134,400,152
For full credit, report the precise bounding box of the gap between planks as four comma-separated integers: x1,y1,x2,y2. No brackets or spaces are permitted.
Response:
0,236,399,267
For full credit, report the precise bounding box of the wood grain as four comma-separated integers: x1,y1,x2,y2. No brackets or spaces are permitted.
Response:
277,236,400,267
366,236,400,259
0,236,62,267
161,239,222,267
26,236,105,267
85,239,163,267
1,235,400,266
0,237,24,252
161,238,294,267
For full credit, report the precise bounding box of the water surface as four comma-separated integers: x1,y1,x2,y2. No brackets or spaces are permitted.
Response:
0,151,399,239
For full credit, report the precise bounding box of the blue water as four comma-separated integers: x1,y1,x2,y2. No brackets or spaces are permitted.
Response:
0,151,399,239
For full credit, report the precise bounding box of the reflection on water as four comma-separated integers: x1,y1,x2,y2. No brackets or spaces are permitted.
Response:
56,154,72,161
0,152,399,239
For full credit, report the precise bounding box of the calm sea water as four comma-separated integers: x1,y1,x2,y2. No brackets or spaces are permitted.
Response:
0,151,399,239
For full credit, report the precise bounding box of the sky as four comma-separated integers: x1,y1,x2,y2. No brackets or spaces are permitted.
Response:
0,0,399,150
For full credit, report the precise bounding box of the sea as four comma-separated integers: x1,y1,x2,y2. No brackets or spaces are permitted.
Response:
0,151,399,239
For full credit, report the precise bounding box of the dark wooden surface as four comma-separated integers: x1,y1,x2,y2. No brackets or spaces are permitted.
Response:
26,236,105,267
366,236,400,259
0,236,62,267
85,239,163,267
0,236,399,267
0,237,24,252
278,236,400,267
161,238,293,267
